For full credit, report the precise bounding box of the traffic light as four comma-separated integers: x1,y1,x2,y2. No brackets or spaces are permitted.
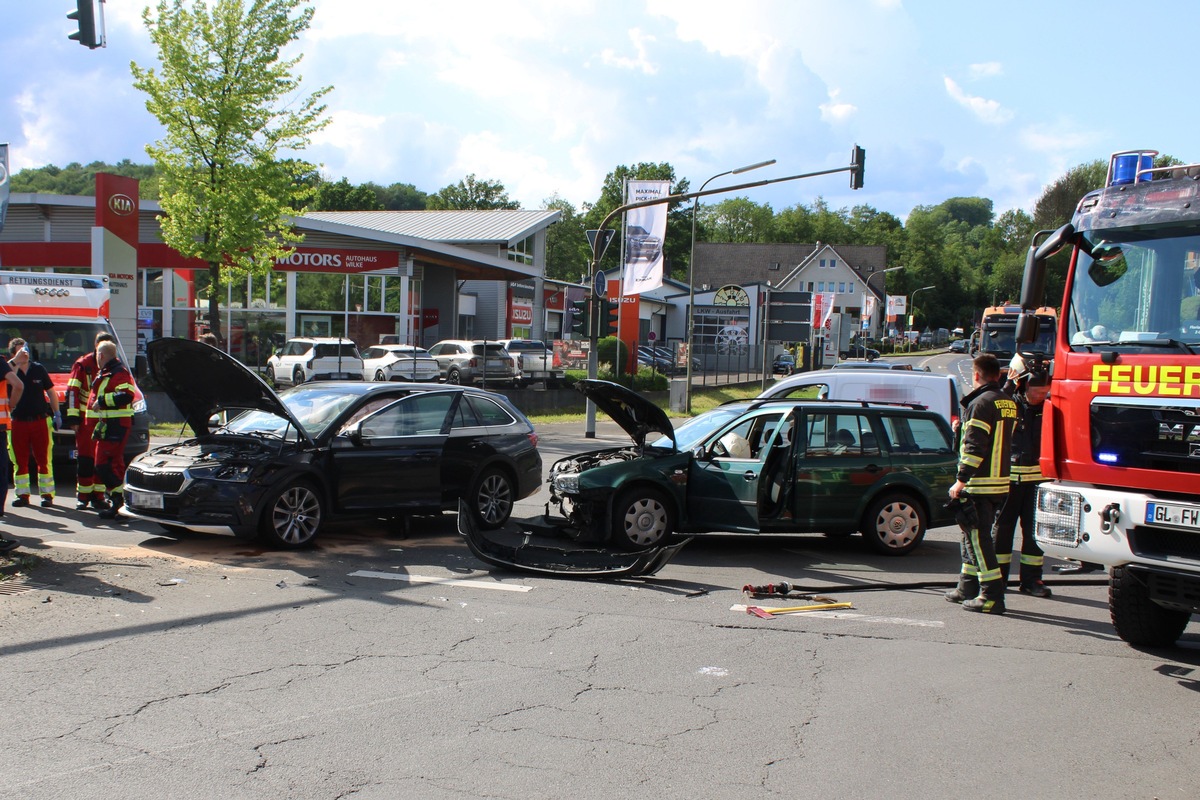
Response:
569,299,591,337
68,0,101,48
600,298,620,336
850,145,865,190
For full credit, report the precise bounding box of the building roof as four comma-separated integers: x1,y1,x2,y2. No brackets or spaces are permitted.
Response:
302,209,561,247
691,242,888,291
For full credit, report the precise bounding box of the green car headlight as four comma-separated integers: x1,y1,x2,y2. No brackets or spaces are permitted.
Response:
552,472,580,494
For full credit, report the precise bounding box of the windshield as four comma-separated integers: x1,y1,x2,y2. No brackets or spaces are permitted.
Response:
0,321,117,373
648,405,748,451
506,341,546,351
981,315,1055,358
224,385,361,439
1068,227,1200,351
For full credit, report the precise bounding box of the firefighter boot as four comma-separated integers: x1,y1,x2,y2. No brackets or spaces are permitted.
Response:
963,579,1006,614
97,494,125,521
944,573,979,604
1019,564,1052,598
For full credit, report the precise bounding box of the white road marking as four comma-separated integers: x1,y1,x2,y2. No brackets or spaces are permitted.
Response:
41,540,123,550
349,570,534,592
731,604,944,627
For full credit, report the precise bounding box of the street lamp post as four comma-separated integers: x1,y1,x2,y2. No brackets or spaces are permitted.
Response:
685,158,776,413
865,265,904,339
909,284,936,347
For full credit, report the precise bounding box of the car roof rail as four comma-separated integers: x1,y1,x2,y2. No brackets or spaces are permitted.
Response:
726,396,930,412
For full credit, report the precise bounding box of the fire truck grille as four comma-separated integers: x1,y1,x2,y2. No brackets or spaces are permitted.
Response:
1128,525,1200,565
126,466,186,494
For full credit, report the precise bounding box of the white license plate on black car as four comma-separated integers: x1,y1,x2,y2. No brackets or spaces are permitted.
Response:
127,489,164,510
1146,501,1200,531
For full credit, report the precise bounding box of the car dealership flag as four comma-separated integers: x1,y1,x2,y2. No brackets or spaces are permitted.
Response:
621,179,670,295
862,292,877,319
886,294,906,319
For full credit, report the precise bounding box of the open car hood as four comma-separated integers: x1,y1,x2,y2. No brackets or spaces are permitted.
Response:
147,337,312,442
574,379,674,448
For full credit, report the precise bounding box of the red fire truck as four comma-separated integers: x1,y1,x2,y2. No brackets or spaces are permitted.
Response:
1017,149,1200,646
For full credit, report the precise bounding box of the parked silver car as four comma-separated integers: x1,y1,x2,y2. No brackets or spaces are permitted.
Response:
426,339,519,386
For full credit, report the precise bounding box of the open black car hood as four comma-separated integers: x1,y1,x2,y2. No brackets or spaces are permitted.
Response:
148,337,312,442
574,379,674,448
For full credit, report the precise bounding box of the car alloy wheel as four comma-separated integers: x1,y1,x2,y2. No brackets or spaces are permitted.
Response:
260,481,324,548
375,369,387,382
473,468,515,528
293,366,305,385
612,487,674,549
862,492,926,555
447,368,462,385
266,365,276,385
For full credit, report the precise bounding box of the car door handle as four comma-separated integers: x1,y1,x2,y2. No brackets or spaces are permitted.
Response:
743,471,756,481
865,463,882,473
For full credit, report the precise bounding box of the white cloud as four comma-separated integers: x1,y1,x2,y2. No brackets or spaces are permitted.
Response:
600,29,659,75
968,62,1004,80
944,76,1013,124
819,88,857,123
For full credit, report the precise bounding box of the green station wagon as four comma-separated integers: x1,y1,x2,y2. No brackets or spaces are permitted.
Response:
548,380,957,555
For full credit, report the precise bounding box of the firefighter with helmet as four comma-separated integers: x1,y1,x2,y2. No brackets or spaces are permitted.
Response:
992,354,1052,597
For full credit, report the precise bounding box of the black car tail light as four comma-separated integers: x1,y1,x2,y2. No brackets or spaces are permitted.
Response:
528,432,539,448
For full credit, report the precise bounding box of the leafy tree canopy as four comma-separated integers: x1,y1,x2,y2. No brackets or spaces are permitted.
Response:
131,0,331,345
426,174,518,210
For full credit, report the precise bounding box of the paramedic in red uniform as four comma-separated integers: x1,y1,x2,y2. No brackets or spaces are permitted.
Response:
7,338,61,507
89,341,137,521
65,333,116,511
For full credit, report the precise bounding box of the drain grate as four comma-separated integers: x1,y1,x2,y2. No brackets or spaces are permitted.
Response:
0,579,50,597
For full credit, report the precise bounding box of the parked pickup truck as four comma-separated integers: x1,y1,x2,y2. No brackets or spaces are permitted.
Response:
496,338,565,387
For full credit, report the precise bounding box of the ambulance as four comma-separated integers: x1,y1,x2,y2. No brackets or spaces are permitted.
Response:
0,271,150,464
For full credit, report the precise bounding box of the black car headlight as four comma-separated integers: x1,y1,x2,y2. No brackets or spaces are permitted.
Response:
188,463,254,482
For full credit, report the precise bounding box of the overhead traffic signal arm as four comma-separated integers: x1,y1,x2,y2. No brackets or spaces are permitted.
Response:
68,0,102,49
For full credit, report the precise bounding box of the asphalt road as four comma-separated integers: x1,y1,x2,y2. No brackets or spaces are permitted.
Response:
1,356,1197,799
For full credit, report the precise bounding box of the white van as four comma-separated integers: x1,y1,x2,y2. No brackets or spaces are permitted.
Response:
757,368,961,428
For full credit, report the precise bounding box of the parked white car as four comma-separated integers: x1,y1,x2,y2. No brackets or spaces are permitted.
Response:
361,344,441,382
266,337,364,386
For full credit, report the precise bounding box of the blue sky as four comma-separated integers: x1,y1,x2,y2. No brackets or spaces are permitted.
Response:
4,0,1196,221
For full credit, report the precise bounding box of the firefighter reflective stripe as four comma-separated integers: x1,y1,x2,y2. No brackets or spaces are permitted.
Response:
92,376,136,418
1019,553,1044,567
0,392,8,428
1010,464,1044,483
996,552,1012,566
959,564,979,578
965,475,1009,494
970,527,1002,583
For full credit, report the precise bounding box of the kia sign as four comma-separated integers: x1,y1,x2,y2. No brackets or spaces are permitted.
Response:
107,194,135,216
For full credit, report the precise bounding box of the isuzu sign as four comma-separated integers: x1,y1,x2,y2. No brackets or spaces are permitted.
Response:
107,194,135,216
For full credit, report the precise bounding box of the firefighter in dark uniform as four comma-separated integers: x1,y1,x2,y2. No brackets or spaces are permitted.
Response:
993,355,1052,597
945,353,1017,614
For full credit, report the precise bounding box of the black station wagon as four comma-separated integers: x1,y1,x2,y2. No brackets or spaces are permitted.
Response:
546,381,956,555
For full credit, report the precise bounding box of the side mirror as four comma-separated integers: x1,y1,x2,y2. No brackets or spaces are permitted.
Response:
1020,224,1074,310
691,444,708,461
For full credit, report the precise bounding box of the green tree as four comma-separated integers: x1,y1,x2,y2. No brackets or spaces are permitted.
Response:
131,0,331,346
10,160,160,198
367,181,428,210
698,197,774,243
312,177,382,211
427,174,519,210
542,194,590,282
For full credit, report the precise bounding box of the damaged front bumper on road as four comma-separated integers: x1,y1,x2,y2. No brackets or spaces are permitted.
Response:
457,500,691,578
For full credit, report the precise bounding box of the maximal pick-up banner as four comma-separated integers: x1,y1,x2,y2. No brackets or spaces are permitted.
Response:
621,179,670,296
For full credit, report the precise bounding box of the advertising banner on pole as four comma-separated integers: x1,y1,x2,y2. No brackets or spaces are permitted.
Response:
816,292,835,328
886,294,907,318
621,180,670,296
862,292,877,319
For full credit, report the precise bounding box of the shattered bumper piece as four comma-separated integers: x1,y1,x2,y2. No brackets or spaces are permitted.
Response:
457,500,691,578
